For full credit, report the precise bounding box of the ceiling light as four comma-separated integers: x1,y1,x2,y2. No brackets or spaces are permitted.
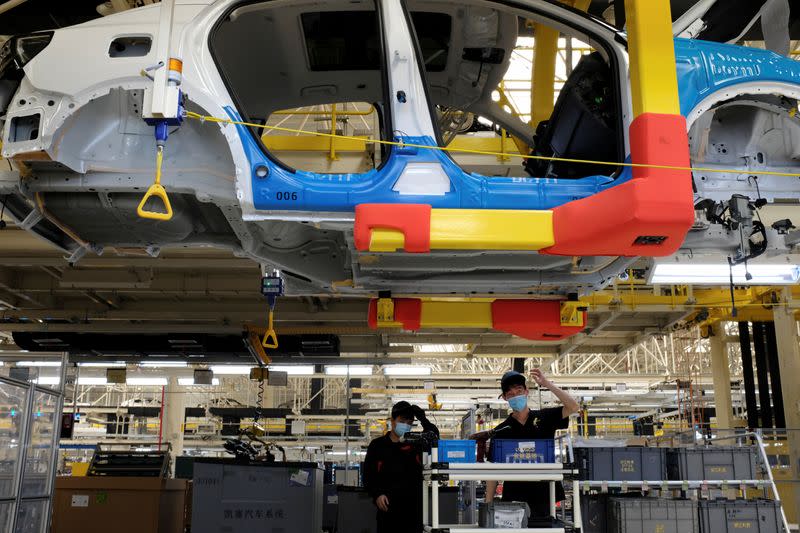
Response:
17,361,61,367
178,378,220,386
78,377,108,386
649,261,800,285
35,377,60,385
324,365,373,376
383,365,432,376
268,365,315,376
209,365,253,375
78,362,126,367
139,362,188,368
126,377,168,386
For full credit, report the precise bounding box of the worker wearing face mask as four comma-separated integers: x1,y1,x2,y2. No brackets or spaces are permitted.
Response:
486,369,580,522
364,401,440,533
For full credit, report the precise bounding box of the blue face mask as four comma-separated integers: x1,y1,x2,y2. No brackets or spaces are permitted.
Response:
394,422,412,438
507,394,528,412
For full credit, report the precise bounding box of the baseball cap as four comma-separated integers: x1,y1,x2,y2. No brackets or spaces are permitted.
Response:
500,370,526,394
391,401,415,419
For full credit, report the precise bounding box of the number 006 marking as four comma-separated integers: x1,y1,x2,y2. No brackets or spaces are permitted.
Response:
276,192,298,201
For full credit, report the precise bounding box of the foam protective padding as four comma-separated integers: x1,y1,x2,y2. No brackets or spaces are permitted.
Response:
491,300,586,341
540,113,694,257
354,204,431,252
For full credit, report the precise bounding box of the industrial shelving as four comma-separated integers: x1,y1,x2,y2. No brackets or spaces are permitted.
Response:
422,445,583,533
421,432,791,533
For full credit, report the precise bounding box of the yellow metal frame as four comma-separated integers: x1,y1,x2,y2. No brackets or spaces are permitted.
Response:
368,209,555,252
559,301,586,327
529,0,590,127
262,135,368,152
376,297,405,328
419,301,494,328
624,0,680,117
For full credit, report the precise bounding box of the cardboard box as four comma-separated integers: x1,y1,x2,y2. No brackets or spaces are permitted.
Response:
52,477,189,533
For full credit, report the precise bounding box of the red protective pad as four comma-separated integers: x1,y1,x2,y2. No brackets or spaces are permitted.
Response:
354,204,432,253
541,113,694,257
367,298,422,331
491,300,586,341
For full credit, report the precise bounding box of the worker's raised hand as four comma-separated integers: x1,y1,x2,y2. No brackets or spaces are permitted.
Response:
530,368,550,388
376,494,390,512
412,405,426,420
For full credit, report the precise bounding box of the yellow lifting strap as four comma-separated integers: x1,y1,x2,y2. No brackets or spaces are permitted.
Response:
262,308,279,349
137,146,174,221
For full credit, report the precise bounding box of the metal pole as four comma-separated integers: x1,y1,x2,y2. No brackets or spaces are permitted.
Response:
573,480,582,532
43,353,68,533
549,481,556,517
432,447,439,528
422,452,429,527
753,433,791,533
10,374,35,533
345,367,351,476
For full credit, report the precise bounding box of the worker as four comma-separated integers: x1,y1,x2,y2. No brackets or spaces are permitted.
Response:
486,369,580,522
364,401,440,533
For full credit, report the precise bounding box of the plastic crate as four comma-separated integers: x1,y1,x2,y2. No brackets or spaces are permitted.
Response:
666,447,757,481
490,439,556,463
575,447,666,481
699,499,782,533
609,498,698,533
437,439,477,463
581,493,609,533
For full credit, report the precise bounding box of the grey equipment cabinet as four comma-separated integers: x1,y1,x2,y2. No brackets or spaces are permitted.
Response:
191,459,323,533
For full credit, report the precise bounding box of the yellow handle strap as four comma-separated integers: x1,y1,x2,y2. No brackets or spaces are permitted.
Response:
137,147,174,221
262,309,278,349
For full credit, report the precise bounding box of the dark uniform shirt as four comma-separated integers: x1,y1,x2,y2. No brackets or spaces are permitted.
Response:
363,420,439,533
488,406,569,517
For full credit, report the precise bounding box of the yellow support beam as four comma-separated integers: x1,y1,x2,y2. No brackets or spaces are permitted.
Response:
530,0,590,127
420,301,493,328
368,209,555,252
530,22,560,128
624,0,681,117
448,135,522,156
262,135,368,152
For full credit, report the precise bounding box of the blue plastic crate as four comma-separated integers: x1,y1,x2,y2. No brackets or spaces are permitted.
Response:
491,439,556,463
437,439,477,463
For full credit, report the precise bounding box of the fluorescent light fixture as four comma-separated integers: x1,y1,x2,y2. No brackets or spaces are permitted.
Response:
35,377,60,385
383,365,432,376
209,365,253,375
324,365,373,376
126,377,168,386
178,378,220,386
139,362,188,368
78,362,126,367
268,365,315,376
649,261,800,285
17,361,61,367
77,377,108,386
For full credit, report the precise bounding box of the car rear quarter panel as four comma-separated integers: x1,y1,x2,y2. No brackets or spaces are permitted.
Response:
675,38,800,118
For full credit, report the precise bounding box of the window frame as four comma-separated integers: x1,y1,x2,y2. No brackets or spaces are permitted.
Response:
401,0,628,179
208,0,395,174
